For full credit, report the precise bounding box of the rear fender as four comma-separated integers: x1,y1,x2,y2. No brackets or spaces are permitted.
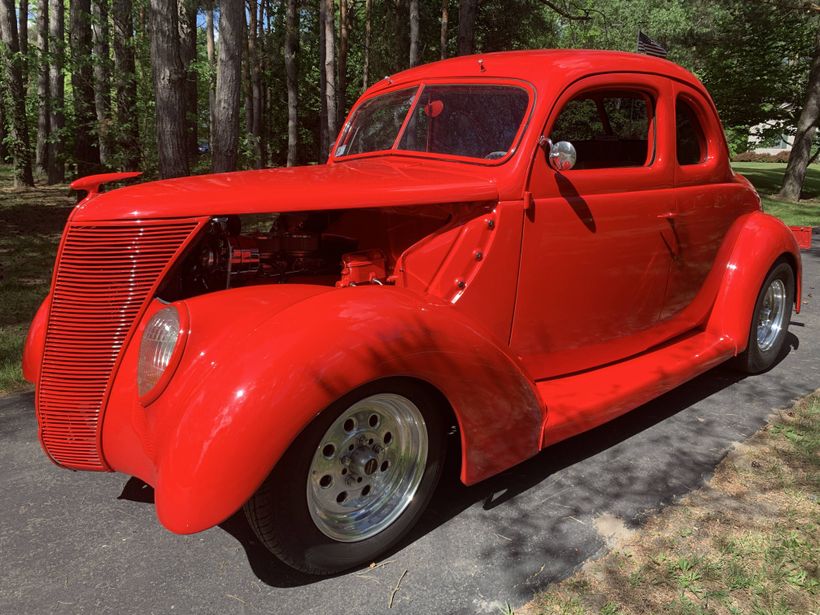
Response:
706,211,802,352
111,285,544,534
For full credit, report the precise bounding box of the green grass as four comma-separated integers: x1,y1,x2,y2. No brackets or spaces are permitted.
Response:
527,393,820,615
0,165,73,393
732,162,820,227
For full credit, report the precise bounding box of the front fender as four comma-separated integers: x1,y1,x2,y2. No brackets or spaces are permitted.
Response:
706,211,802,352
104,285,543,534
22,295,50,383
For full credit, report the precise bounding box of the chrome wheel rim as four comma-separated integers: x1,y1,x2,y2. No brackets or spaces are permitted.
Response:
307,393,428,542
756,278,787,352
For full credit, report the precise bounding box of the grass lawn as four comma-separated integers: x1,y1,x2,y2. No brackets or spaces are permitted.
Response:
524,392,820,615
0,166,73,393
732,162,820,227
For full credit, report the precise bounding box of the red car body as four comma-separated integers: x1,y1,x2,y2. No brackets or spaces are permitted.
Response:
24,51,801,541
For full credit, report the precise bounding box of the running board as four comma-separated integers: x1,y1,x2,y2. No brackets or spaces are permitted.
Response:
537,331,736,448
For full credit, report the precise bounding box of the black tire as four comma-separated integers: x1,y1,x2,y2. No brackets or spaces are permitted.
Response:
243,379,446,575
733,259,795,374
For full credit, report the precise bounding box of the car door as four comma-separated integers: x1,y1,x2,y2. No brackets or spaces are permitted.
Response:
511,73,677,380
660,84,738,322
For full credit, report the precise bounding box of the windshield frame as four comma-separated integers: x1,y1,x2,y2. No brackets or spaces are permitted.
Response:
330,77,536,166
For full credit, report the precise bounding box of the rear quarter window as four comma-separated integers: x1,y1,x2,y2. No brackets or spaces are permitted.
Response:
676,98,707,165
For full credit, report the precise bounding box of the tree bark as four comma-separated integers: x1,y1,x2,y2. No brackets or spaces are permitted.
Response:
205,0,215,149
285,0,298,166
409,0,419,67
0,0,34,186
46,0,63,182
19,0,28,97
71,0,101,176
247,0,263,168
362,0,371,91
212,0,243,172
92,0,111,167
177,0,198,160
0,95,7,162
243,9,253,144
148,0,189,178
457,0,477,56
256,0,266,166
322,0,337,156
18,0,28,67
778,29,820,202
36,0,50,172
440,0,448,59
338,0,348,128
318,0,327,161
111,0,138,169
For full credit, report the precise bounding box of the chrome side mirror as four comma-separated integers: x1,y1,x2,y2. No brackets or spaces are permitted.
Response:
540,137,577,172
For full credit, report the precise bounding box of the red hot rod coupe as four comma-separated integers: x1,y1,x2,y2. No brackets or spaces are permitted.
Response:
24,50,801,574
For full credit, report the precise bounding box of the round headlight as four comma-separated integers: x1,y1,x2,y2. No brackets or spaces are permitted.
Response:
138,305,185,404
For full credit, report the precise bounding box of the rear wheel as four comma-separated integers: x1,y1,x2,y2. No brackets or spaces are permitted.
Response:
244,380,445,574
734,259,794,374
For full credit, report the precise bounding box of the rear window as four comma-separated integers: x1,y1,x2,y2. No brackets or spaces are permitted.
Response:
335,84,530,161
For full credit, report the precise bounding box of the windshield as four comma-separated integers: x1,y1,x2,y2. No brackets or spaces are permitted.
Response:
334,84,530,161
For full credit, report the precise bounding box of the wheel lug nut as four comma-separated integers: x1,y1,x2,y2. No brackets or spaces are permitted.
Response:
373,445,382,454
341,456,351,466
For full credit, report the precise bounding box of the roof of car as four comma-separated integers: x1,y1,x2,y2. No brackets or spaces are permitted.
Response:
365,49,705,98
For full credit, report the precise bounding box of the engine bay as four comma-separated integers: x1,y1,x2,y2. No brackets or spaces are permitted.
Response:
158,206,468,301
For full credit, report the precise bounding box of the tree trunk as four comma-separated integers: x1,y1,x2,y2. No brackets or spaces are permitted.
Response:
46,0,64,183
205,0,215,149
318,0,327,161
177,0,198,160
92,0,111,167
247,0,263,168
778,29,820,202
18,0,28,93
70,0,101,176
362,0,371,91
36,0,50,172
111,0,138,169
457,0,477,56
285,0,298,166
148,0,188,178
409,0,419,67
440,0,448,59
0,96,7,162
0,0,34,186
322,0,337,156
255,0,266,166
212,0,243,173
338,0,348,128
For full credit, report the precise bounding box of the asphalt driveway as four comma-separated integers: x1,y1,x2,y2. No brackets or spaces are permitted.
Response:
1,236,818,615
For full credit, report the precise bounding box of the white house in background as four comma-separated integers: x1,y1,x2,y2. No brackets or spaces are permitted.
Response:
748,121,793,155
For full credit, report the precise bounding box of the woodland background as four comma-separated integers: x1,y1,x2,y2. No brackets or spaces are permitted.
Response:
0,0,818,200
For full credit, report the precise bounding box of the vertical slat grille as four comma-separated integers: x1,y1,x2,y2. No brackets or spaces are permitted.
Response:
38,221,200,470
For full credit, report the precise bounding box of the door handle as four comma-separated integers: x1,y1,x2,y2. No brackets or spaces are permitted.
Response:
657,211,678,220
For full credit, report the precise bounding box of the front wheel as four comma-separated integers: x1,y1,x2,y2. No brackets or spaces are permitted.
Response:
244,380,446,574
734,259,795,374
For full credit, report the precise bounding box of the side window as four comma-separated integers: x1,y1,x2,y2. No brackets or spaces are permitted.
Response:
549,91,654,170
675,97,706,165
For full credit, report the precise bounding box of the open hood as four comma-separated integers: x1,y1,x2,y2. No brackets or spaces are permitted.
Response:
71,157,500,222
